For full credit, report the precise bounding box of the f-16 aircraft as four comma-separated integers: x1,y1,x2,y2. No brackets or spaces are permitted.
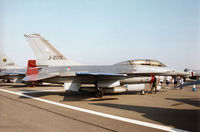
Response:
0,53,26,83
184,68,200,80
23,34,189,97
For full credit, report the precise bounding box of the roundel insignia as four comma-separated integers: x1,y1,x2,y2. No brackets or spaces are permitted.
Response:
65,67,71,71
3,58,7,62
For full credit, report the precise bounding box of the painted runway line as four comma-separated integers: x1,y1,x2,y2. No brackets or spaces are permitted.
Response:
0,89,188,132
18,89,64,94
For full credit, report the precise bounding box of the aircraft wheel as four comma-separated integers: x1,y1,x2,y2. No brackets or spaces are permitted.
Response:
4,79,10,83
140,90,145,95
95,90,104,98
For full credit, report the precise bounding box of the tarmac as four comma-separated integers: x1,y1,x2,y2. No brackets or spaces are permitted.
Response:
0,83,199,132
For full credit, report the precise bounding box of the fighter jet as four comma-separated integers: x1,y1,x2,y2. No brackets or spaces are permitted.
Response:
23,34,189,97
0,53,26,83
184,68,200,80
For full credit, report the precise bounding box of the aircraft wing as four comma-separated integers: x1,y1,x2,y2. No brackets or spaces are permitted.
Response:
76,72,127,77
22,71,127,82
75,72,127,81
22,73,59,81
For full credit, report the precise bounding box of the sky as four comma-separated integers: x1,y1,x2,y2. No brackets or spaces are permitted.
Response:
0,0,199,70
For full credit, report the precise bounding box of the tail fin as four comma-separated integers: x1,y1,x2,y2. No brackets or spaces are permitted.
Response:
24,34,80,66
0,53,21,70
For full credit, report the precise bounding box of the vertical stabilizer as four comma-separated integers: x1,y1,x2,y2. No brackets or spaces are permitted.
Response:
0,53,21,69
24,34,80,66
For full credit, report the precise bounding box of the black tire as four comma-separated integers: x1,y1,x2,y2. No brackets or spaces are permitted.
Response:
7,79,11,83
4,79,11,83
140,90,145,95
95,90,104,98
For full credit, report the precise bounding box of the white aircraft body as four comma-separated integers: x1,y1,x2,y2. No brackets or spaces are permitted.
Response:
23,34,189,97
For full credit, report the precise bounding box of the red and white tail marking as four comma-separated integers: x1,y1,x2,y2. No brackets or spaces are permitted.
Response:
27,60,38,75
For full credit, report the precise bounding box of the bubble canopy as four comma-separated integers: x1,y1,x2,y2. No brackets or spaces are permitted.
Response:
115,59,167,67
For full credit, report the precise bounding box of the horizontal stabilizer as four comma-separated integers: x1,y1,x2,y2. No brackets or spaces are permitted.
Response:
2,71,26,75
22,73,59,81
1,68,26,77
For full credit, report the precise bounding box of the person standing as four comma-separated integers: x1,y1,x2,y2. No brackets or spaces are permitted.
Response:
174,77,178,88
159,76,164,87
150,77,157,93
166,76,170,89
180,77,184,90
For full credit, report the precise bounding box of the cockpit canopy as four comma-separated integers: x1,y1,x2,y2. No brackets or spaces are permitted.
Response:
115,59,167,67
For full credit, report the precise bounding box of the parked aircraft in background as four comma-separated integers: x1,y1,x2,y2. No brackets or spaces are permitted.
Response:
22,34,189,97
184,68,200,80
0,53,26,83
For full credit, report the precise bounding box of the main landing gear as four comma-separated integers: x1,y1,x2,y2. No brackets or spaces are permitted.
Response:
95,83,104,98
95,89,104,98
